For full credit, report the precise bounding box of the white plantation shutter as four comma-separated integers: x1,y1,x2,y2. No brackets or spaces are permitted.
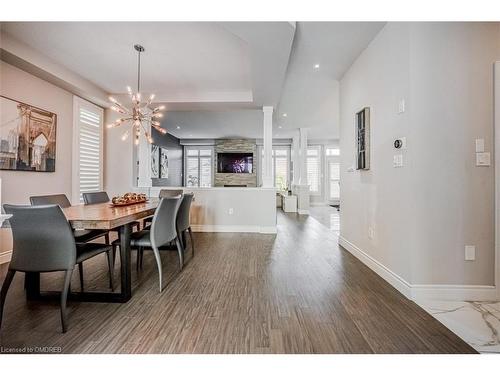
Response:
73,97,103,203
274,149,289,190
329,162,340,200
307,146,321,194
186,156,199,187
200,157,212,187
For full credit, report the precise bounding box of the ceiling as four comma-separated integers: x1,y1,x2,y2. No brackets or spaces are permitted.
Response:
0,21,385,140
276,22,385,139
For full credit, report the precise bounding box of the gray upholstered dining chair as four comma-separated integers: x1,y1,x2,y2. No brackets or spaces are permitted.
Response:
139,193,195,268
30,194,110,244
143,189,184,227
1,204,114,333
112,196,183,292
30,193,112,291
176,193,195,258
159,189,184,198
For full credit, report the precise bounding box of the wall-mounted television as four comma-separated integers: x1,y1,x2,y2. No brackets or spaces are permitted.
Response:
217,152,253,173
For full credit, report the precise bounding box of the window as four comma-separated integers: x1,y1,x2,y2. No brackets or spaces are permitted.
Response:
307,146,321,194
260,146,290,190
185,147,213,187
72,97,103,203
326,147,340,156
274,149,289,191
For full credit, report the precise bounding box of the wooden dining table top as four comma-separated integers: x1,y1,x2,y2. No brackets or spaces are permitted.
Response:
63,198,159,230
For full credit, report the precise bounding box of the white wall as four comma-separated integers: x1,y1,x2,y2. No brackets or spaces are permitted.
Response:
408,23,499,285
139,186,277,233
340,22,500,292
340,23,413,282
103,108,136,198
0,61,74,205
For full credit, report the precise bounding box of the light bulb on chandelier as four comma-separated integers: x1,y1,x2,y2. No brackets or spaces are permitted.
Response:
106,44,167,144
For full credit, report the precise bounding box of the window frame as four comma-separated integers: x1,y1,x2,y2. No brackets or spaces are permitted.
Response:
307,145,322,196
72,96,104,204
184,145,214,187
259,145,291,190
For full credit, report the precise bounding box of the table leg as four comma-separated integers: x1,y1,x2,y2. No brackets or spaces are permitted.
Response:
119,223,132,301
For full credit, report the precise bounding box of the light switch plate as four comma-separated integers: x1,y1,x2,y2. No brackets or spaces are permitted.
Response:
465,245,476,261
393,154,403,168
475,138,485,153
398,99,405,114
476,152,491,166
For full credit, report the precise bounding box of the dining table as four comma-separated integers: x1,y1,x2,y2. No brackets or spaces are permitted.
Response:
24,198,160,303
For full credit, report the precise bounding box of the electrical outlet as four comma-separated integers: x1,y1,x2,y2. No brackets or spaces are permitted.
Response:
465,245,476,261
368,227,374,239
228,208,234,215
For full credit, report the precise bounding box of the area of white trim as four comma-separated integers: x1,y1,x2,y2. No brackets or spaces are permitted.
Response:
0,250,12,265
494,61,500,300
297,209,310,215
411,284,497,301
191,224,277,234
338,236,498,301
338,236,412,299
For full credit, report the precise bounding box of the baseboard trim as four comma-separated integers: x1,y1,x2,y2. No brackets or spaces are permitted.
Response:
297,209,310,215
0,251,12,265
338,236,497,301
191,224,277,234
411,284,497,301
338,236,412,299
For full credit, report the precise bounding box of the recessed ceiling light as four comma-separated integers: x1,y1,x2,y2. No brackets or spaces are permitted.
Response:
314,64,320,69
282,113,287,117
189,134,193,137
278,126,282,129
176,125,180,129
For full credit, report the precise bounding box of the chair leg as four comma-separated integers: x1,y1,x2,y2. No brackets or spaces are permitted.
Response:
0,269,16,331
60,269,73,333
177,229,184,250
112,243,117,269
151,246,163,292
175,237,184,271
106,250,115,291
188,227,195,257
104,232,110,245
78,263,84,292
139,248,144,270
136,247,142,272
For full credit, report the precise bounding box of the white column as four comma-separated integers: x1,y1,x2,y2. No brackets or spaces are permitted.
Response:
262,106,274,188
293,127,309,215
299,127,308,185
292,131,300,187
137,121,152,189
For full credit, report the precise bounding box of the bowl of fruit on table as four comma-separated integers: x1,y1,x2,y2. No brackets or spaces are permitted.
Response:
110,193,148,207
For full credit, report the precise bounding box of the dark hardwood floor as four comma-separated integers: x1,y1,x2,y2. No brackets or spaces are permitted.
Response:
0,212,476,353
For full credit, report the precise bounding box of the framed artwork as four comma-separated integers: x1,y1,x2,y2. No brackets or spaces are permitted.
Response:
150,145,169,178
160,148,168,178
151,145,159,178
0,95,57,172
356,107,370,170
